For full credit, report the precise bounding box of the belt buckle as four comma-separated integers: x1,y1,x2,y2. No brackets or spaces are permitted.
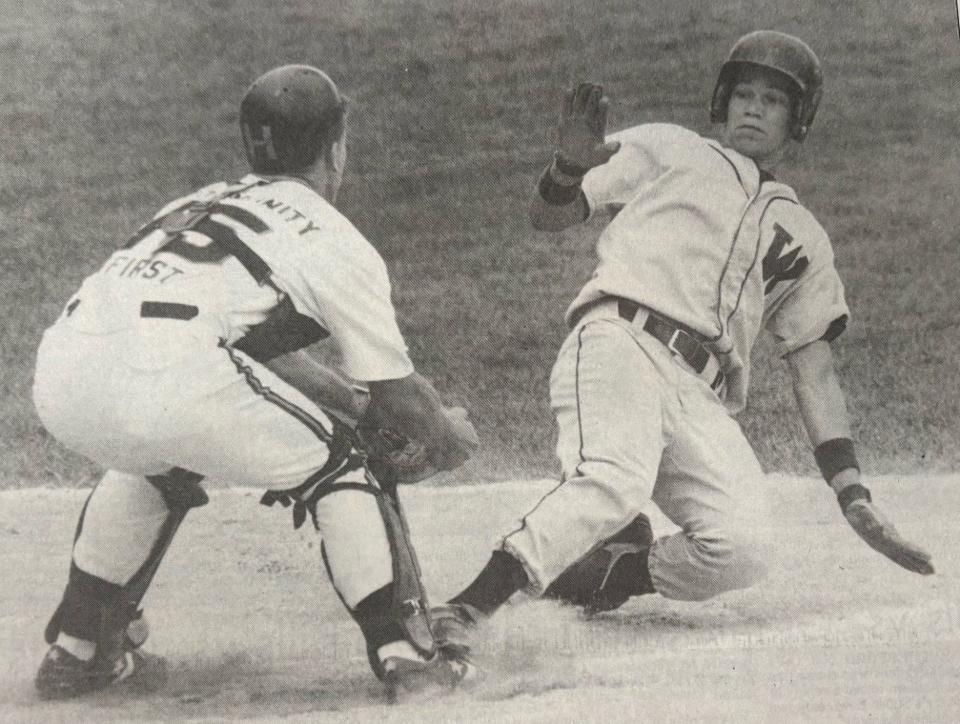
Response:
665,328,683,357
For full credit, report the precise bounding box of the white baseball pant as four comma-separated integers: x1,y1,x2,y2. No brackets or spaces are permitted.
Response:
33,322,391,607
502,305,771,601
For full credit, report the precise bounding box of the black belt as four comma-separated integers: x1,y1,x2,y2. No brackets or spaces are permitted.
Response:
616,299,725,391
140,301,198,320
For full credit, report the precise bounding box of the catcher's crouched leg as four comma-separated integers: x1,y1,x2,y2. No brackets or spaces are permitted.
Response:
312,478,474,701
36,469,208,700
543,513,656,614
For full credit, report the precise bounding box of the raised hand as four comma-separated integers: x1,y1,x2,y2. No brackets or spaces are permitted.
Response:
556,82,621,173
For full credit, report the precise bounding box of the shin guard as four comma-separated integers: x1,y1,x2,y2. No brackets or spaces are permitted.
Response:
44,468,207,660
318,473,437,667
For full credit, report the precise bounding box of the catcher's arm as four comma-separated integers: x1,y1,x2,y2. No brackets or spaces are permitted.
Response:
263,349,369,425
787,340,933,575
530,82,621,231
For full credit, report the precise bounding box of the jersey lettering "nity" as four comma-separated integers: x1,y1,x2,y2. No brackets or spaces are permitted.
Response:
59,174,413,382
571,123,849,411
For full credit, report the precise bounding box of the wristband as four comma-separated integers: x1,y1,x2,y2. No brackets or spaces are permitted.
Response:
836,483,872,513
537,166,584,206
553,153,591,179
814,437,859,484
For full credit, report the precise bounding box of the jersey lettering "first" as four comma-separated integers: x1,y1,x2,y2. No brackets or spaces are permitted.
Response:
102,254,185,284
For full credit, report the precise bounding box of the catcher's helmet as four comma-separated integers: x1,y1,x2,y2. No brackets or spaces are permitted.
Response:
710,31,822,141
239,65,347,175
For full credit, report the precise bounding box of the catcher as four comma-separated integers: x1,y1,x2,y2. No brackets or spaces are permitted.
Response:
434,31,933,641
31,64,477,702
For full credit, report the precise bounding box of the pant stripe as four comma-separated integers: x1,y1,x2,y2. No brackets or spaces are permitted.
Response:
222,343,333,444
501,477,568,546
503,325,589,546
573,324,587,476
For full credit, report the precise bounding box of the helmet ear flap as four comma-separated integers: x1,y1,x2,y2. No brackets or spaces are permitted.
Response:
793,83,822,141
709,67,736,124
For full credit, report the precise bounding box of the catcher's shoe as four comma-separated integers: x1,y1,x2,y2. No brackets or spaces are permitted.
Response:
544,513,655,614
380,645,475,703
35,645,168,700
430,602,483,651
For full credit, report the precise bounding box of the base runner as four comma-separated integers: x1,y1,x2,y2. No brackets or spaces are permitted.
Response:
435,31,933,642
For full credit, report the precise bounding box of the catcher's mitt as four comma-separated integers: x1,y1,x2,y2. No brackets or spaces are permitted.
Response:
357,424,438,485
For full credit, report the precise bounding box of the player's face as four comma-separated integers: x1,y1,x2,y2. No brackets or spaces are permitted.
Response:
722,72,794,165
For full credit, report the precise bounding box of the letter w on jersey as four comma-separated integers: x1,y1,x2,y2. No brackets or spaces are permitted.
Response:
762,223,809,295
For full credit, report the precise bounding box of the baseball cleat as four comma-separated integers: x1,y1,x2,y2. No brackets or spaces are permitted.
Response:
380,647,475,703
544,513,655,614
34,644,168,700
584,542,653,614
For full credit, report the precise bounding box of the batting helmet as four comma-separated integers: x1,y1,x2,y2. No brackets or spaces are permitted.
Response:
710,31,822,141
239,65,347,175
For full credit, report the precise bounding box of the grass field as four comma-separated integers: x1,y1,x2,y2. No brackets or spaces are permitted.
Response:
2,1,959,486
2,475,957,721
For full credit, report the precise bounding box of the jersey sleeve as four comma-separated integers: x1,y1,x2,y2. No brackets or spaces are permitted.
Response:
764,209,850,357
314,246,415,382
580,124,683,218
277,226,414,383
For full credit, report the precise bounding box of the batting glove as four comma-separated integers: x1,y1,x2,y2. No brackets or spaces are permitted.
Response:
838,485,934,575
554,82,621,177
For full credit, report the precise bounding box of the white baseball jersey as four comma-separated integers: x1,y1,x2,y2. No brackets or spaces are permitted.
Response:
35,174,411,608
503,123,847,600
570,123,849,411
59,173,413,382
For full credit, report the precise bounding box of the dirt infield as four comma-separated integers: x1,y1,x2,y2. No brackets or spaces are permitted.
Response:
1,474,956,722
